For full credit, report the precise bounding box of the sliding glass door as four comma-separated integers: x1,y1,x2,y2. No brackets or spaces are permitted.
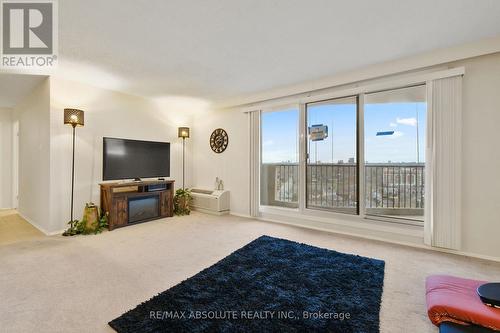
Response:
364,85,426,221
306,97,358,214
257,84,427,225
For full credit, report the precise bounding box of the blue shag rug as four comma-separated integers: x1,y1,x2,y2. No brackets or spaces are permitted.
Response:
109,235,385,333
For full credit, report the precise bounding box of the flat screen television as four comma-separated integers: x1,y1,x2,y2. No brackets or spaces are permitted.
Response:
103,137,170,180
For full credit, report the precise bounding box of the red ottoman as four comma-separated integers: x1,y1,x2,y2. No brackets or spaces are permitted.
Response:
426,275,500,331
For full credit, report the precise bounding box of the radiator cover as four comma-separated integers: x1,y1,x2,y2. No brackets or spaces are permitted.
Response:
190,189,230,215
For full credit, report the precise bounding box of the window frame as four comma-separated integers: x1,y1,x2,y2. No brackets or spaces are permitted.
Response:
302,85,427,226
362,84,427,225
304,95,360,215
255,71,450,227
259,104,301,210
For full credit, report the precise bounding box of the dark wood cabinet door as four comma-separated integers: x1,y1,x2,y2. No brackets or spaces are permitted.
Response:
160,190,173,217
113,197,128,227
166,190,173,216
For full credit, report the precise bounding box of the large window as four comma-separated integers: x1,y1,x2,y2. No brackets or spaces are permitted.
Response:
258,84,427,225
306,97,358,214
364,85,426,221
260,107,299,208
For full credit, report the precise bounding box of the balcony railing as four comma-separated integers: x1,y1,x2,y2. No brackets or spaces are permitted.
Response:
261,163,425,218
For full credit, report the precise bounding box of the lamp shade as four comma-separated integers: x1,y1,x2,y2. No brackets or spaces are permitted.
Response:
64,108,84,127
178,127,190,138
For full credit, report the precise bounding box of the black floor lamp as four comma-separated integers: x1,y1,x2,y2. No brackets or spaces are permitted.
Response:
64,108,84,230
178,127,190,189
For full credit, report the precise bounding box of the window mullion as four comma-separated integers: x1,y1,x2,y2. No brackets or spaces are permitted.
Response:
298,103,306,213
358,94,366,218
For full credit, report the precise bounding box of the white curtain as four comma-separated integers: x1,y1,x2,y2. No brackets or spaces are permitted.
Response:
248,110,260,217
425,75,462,250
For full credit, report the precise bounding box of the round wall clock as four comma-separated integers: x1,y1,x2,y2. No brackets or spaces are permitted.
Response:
210,128,229,153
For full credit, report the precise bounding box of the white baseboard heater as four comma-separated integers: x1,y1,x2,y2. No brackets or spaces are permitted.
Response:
190,189,230,215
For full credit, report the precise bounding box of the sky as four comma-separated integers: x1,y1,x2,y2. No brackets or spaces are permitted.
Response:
261,100,426,164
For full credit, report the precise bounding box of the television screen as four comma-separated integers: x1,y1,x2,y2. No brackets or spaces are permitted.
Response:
103,137,170,180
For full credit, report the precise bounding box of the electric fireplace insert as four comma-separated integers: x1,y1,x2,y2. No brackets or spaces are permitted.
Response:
128,195,159,224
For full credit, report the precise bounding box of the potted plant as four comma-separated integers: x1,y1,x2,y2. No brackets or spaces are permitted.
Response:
174,188,192,215
62,203,108,236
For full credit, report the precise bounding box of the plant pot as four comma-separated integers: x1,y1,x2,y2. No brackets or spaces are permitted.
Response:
83,203,99,232
178,197,189,211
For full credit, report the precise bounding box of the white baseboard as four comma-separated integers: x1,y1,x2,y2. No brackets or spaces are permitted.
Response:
258,214,423,247
421,246,500,264
16,211,64,236
251,212,500,263
47,228,65,236
191,207,230,216
15,208,500,263
229,212,252,219
17,211,50,235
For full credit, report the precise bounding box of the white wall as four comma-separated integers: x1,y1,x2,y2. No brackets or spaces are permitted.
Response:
451,53,500,258
12,78,51,231
0,108,13,208
192,110,249,216
193,52,500,259
48,78,199,233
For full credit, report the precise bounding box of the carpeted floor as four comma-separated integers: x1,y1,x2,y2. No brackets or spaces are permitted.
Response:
1,212,500,332
0,210,44,246
109,235,385,332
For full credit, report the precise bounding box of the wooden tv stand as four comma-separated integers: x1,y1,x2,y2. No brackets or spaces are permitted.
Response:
100,180,174,230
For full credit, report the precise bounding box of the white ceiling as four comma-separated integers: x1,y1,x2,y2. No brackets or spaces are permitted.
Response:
7,0,500,106
0,74,47,108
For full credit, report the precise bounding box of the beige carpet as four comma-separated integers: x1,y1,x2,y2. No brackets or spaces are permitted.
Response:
1,212,499,333
0,210,45,246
